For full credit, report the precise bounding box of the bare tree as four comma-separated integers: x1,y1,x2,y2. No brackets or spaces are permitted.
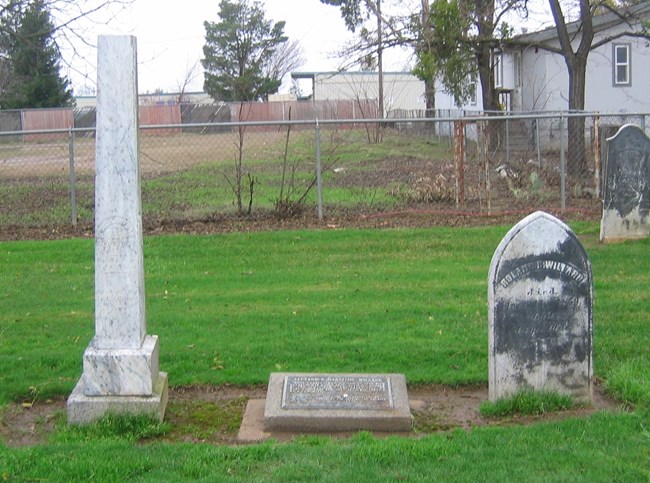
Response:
263,38,305,86
176,59,200,103
0,0,133,91
321,0,405,122
0,1,133,52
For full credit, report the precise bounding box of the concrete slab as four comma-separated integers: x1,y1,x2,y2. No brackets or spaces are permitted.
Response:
239,397,421,443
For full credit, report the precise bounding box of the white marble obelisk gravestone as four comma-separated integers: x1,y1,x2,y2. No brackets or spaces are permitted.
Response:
67,36,168,424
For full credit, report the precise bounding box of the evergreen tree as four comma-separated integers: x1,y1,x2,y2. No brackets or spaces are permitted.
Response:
2,0,73,109
202,0,288,102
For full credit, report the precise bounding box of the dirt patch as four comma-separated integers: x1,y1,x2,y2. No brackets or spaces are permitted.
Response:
329,157,452,190
0,381,622,447
408,380,619,432
0,206,603,242
1,399,61,447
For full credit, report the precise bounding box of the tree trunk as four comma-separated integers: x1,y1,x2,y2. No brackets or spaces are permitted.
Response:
424,77,436,135
375,0,384,143
474,0,500,151
548,0,594,182
474,0,498,113
420,0,435,117
377,0,383,119
420,0,436,135
567,55,588,178
476,44,498,113
476,41,502,152
424,78,436,114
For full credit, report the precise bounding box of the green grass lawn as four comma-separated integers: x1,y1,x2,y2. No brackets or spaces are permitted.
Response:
1,222,650,480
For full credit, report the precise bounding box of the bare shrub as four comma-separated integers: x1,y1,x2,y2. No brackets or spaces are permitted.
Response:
389,174,455,203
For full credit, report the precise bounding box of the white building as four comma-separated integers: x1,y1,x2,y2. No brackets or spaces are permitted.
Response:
291,70,483,116
501,3,650,113
74,91,214,108
292,71,425,115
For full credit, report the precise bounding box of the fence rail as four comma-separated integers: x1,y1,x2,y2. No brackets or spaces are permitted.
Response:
1,111,646,234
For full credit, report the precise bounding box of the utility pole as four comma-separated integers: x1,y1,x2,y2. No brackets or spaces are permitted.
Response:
377,0,384,120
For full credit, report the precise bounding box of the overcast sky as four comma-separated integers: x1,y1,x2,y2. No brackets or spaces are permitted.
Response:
62,0,552,96
65,0,389,95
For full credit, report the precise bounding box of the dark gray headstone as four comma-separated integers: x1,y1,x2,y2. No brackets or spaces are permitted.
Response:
488,212,593,402
600,124,650,242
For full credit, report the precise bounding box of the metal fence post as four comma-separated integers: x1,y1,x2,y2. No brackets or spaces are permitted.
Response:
593,114,601,199
68,128,77,226
462,121,467,208
505,115,510,165
535,118,541,167
482,120,491,215
315,119,323,221
453,121,465,208
560,114,566,211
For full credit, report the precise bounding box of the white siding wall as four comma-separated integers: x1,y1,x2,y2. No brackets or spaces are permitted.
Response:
314,73,426,112
519,46,568,111
309,72,484,113
586,36,650,111
517,17,650,113
433,84,483,111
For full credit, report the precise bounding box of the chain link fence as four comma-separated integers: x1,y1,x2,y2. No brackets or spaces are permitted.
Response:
1,110,646,233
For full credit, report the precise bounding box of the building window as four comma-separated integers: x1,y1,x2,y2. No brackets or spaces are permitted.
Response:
514,52,522,88
494,52,503,88
613,44,631,86
469,75,477,106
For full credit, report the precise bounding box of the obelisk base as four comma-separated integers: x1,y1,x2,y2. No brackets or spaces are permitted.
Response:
82,335,160,396
67,372,168,425
67,335,168,424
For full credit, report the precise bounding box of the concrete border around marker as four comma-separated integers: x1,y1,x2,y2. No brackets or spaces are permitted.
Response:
263,373,412,432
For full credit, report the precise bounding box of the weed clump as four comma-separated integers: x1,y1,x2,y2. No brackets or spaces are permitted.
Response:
480,391,574,418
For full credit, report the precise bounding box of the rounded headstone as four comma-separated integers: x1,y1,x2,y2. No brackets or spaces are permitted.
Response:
488,211,593,402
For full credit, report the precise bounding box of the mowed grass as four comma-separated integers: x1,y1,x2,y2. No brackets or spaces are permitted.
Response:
1,222,650,480
1,222,649,403
0,226,491,403
4,412,650,481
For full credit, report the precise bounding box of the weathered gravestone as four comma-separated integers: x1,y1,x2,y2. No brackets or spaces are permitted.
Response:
67,36,168,424
600,124,650,242
488,211,593,403
263,373,412,432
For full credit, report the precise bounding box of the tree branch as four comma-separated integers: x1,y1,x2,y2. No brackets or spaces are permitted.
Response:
591,30,650,49
548,0,574,57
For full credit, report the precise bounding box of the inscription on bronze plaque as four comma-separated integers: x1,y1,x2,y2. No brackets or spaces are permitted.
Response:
281,375,393,410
